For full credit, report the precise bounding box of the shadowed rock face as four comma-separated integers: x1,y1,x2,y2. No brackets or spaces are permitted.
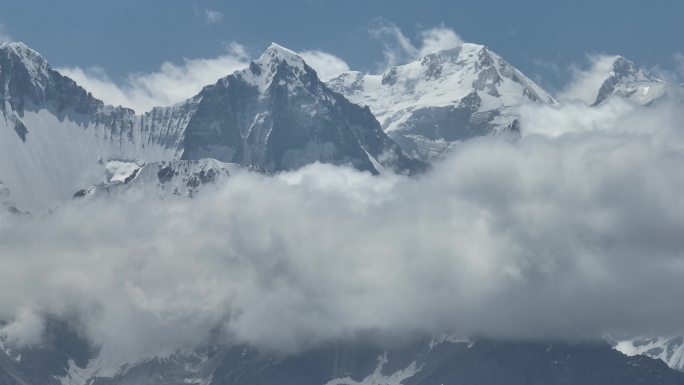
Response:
3,334,684,385
181,44,423,175
73,158,265,201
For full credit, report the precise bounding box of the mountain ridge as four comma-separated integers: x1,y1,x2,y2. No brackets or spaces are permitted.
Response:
328,43,557,161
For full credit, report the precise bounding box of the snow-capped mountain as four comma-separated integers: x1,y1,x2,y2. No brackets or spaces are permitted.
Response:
592,56,672,106
328,43,557,161
3,328,684,385
0,42,419,213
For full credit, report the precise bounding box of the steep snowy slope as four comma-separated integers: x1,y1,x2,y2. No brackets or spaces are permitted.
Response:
328,44,557,161
179,43,421,174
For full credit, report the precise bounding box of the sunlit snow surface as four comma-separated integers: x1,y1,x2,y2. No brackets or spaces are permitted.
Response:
328,43,557,161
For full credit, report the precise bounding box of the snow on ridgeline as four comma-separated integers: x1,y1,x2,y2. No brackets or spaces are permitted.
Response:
74,159,264,201
328,43,557,161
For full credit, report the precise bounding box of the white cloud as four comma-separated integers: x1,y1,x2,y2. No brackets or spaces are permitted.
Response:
557,54,618,104
57,42,250,113
369,20,464,69
0,23,12,43
300,50,350,81
417,27,464,57
204,8,223,24
2,93,684,358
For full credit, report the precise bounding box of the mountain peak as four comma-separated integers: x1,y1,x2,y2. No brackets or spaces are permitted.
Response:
0,41,51,91
595,55,660,87
0,41,49,71
226,43,315,93
257,43,306,71
327,42,556,161
265,42,298,57
593,55,663,105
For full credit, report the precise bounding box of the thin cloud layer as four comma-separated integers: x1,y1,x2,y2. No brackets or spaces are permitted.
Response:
204,9,224,25
57,43,250,113
417,27,464,57
0,23,12,43
675,52,684,82
57,43,351,112
370,20,464,68
300,50,350,81
1,93,684,360
557,54,619,103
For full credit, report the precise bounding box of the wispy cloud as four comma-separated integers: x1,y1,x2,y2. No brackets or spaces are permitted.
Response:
557,54,619,103
203,8,223,25
57,42,250,113
674,52,684,82
299,50,350,81
369,20,464,69
57,42,352,111
0,22,13,43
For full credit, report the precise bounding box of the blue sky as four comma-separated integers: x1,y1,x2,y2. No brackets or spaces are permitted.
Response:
1,0,682,105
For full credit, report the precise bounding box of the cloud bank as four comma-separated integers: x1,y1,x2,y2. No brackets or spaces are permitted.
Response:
2,91,684,360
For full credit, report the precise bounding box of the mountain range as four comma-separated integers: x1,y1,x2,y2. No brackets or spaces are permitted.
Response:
1,39,683,385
